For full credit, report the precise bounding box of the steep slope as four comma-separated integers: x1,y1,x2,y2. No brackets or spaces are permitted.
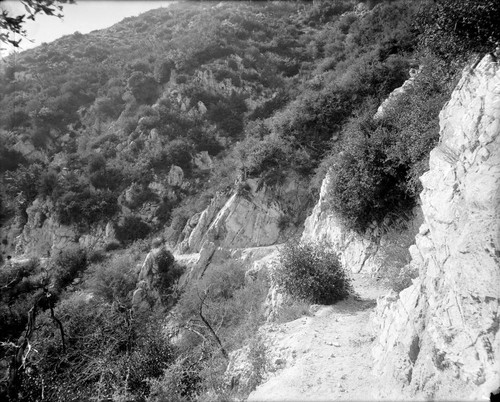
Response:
371,54,500,400
227,53,500,402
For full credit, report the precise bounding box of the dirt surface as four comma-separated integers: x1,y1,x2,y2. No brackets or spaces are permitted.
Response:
248,273,405,401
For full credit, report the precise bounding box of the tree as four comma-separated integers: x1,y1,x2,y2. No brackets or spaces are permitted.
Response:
0,0,74,48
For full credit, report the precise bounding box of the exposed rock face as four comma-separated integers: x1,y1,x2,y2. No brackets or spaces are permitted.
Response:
371,55,500,400
132,246,164,313
176,191,229,254
373,66,420,121
301,176,421,274
176,177,310,282
202,180,282,249
14,199,115,257
15,199,79,256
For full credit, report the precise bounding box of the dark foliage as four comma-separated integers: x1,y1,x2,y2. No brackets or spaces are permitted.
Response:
115,216,151,244
273,241,352,304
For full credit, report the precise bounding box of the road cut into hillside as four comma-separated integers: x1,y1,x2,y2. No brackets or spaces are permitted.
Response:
248,274,413,401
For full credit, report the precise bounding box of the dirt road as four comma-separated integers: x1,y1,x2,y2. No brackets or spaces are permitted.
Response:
248,274,397,401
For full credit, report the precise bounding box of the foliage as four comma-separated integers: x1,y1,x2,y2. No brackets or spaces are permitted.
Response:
0,258,43,343
21,294,174,402
55,188,118,226
273,241,352,304
127,71,159,105
51,246,88,290
115,216,151,244
0,142,26,173
418,0,500,60
246,336,268,392
174,260,269,353
86,254,137,306
155,248,184,303
0,0,73,47
326,60,450,233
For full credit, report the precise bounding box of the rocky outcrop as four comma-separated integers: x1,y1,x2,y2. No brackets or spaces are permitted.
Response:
373,66,420,121
176,176,310,282
176,191,229,254
132,246,164,313
14,199,116,257
15,199,78,257
167,165,184,187
371,55,500,400
301,175,421,275
193,151,213,171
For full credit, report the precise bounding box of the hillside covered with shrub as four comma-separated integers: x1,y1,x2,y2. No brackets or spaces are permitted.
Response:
1,0,498,400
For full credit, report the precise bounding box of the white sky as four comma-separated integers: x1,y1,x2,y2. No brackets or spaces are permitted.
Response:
1,1,176,57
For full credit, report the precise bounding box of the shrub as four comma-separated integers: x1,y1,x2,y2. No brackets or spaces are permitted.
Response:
115,216,151,244
272,241,352,304
418,0,500,60
86,255,137,305
51,246,88,290
246,336,268,392
104,241,121,252
0,258,43,342
89,167,123,191
55,189,118,226
24,294,173,402
155,248,184,303
326,66,449,233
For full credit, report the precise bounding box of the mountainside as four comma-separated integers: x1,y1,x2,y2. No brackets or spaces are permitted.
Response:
1,1,499,401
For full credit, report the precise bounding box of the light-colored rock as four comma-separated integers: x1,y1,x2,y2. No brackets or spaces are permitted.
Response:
131,246,166,312
371,55,500,400
15,198,79,257
202,184,282,250
167,165,184,187
373,66,421,121
193,151,213,171
176,191,228,253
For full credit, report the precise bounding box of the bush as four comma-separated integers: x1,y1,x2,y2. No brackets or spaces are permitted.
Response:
115,216,151,244
272,241,352,304
89,167,123,191
55,189,118,226
155,248,184,303
418,0,500,60
51,246,88,290
0,258,43,342
326,66,449,233
24,294,174,402
86,255,137,305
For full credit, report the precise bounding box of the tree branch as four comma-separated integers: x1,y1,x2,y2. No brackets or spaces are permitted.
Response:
198,290,228,359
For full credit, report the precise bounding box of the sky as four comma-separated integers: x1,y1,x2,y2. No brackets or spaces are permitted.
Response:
1,1,176,57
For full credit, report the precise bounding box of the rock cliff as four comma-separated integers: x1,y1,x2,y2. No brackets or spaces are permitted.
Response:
371,54,500,400
14,198,116,257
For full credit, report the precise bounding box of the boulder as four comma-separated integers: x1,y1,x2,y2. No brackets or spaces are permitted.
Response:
167,165,184,187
